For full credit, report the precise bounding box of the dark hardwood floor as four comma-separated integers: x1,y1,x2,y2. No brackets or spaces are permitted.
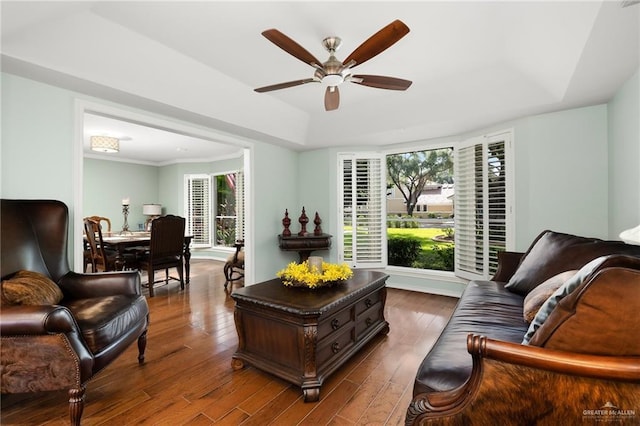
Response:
1,260,457,425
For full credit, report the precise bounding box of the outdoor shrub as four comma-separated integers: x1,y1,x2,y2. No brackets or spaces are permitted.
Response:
431,245,455,271
388,236,421,266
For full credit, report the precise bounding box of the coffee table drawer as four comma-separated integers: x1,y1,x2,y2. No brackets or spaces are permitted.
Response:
355,289,383,315
356,301,384,338
316,326,355,366
318,307,353,341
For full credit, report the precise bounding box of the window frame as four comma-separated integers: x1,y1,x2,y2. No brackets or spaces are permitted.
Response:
337,131,513,279
337,153,388,268
184,174,213,248
184,170,245,249
454,130,514,280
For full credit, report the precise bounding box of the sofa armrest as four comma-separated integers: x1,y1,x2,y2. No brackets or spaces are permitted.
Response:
406,335,640,425
490,251,524,282
58,270,141,299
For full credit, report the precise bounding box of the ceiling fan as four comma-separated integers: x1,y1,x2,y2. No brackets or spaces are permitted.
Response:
254,19,412,111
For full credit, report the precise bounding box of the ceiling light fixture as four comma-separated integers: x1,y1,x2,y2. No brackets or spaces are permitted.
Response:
90,136,119,153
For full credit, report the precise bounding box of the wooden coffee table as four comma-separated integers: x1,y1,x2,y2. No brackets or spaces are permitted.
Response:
230,270,389,402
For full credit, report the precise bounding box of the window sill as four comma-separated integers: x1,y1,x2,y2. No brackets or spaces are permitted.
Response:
383,265,467,297
384,265,466,284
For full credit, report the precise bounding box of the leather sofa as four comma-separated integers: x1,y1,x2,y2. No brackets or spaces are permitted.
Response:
406,230,640,425
0,199,149,425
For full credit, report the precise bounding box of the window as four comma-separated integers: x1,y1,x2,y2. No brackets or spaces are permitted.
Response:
454,131,512,280
386,148,454,270
338,131,512,278
185,174,212,248
338,154,386,268
185,171,244,249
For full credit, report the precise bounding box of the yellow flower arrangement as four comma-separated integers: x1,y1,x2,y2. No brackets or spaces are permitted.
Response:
276,260,353,289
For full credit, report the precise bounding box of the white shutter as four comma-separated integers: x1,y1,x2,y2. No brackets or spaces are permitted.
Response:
454,132,512,280
235,171,245,241
184,174,212,248
338,154,386,268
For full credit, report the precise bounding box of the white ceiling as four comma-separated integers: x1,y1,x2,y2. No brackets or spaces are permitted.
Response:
1,1,639,164
83,112,243,165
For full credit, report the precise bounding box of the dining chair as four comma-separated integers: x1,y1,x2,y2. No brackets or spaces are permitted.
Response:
83,218,118,272
85,215,111,232
224,239,245,289
138,214,186,297
82,216,112,271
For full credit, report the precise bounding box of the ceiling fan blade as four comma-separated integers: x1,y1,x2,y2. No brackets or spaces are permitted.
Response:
343,20,410,68
262,29,322,67
351,75,412,90
324,87,340,111
254,78,316,93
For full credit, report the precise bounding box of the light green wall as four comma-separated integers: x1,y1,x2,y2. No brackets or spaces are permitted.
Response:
159,157,243,218
157,157,244,261
1,73,75,203
295,104,616,295
252,142,299,281
608,70,640,238
0,72,296,282
85,151,247,260
2,69,638,292
512,104,609,247
300,104,612,254
297,148,333,259
84,158,159,230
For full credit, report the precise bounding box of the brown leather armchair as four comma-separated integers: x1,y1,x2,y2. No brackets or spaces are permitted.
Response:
0,199,149,426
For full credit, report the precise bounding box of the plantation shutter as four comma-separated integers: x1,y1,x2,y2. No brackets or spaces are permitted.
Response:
454,132,512,280
338,153,386,268
185,174,212,248
235,171,245,241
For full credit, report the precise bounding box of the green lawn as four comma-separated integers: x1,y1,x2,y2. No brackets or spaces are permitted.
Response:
343,226,455,271
387,227,452,249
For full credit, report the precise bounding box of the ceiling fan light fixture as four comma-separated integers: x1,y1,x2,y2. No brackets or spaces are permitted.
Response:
90,135,119,153
255,20,412,111
322,74,344,87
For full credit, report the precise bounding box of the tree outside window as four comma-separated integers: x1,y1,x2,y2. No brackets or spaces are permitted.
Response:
386,148,455,271
215,173,237,247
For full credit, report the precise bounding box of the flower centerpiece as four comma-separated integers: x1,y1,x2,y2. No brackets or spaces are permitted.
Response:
276,260,353,289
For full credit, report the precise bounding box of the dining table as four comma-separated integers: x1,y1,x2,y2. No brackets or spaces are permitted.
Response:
100,232,193,283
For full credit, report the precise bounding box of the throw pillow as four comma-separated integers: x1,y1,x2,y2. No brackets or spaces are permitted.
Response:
522,270,577,323
1,270,63,306
505,230,640,296
521,255,636,344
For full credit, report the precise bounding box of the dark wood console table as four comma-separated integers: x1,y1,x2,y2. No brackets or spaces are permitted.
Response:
230,270,389,402
278,233,332,263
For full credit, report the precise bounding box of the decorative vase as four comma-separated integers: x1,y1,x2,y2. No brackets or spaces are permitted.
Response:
313,212,322,235
282,209,291,237
298,207,308,236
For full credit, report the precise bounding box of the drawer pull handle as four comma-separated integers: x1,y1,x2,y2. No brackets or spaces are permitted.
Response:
331,319,340,330
366,317,373,327
332,342,341,354
365,298,373,308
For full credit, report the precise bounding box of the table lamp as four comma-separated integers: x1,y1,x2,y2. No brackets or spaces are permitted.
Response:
143,204,162,231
